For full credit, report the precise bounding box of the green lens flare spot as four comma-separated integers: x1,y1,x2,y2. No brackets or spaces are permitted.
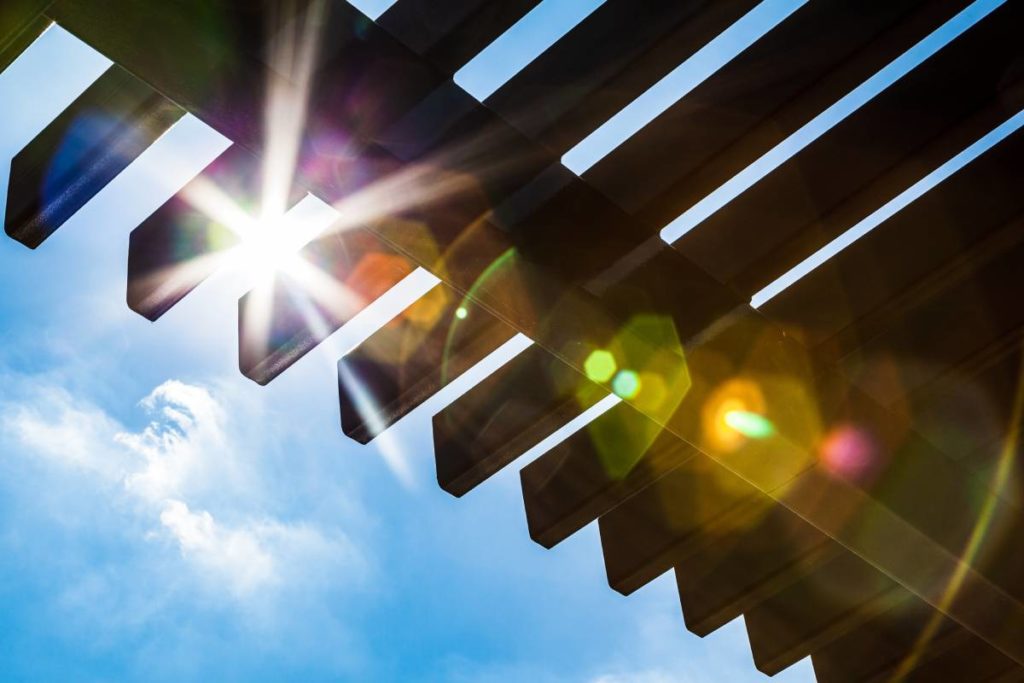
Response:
611,370,641,399
454,306,468,320
584,350,617,383
724,410,775,439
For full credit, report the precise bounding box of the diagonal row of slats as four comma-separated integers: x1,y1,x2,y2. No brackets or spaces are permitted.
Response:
371,1,1024,679
3,0,1024,679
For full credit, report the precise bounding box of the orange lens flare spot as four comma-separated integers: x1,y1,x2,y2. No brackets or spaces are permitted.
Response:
398,282,449,330
345,252,415,301
702,378,767,453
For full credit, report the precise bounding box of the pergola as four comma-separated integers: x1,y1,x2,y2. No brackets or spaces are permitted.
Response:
3,2,1023,679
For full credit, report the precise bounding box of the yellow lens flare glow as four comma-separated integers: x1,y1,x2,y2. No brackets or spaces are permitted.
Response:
584,349,617,383
632,371,667,414
360,281,451,366
583,314,691,480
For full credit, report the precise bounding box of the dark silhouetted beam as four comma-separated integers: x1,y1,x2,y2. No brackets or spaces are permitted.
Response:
674,509,838,637
46,0,285,150
433,343,608,497
520,401,694,548
379,0,541,75
870,631,1020,682
591,0,969,217
375,0,490,57
744,552,903,675
338,283,516,443
762,126,1024,351
0,0,49,72
673,1,1022,289
5,64,183,248
485,0,758,151
598,455,768,595
837,233,1024,409
812,600,973,682
126,145,300,321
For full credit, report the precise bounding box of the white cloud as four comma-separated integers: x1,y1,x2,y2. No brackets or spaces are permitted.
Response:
1,377,365,601
159,500,276,597
4,384,130,479
119,380,226,504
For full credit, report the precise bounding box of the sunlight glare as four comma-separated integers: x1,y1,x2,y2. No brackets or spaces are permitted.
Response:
224,194,333,283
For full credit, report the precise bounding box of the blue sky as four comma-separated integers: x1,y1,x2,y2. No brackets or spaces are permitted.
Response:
0,15,822,683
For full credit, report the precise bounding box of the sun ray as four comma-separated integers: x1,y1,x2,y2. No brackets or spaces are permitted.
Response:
260,0,327,221
131,249,239,315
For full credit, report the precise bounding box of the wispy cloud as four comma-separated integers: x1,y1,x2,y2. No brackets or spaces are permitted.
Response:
1,376,366,601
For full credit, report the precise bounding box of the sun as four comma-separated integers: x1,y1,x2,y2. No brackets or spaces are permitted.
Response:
235,218,302,281
223,196,336,285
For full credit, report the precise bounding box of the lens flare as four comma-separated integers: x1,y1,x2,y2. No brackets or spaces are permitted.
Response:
819,425,876,480
632,371,667,413
611,369,641,399
584,349,617,383
702,378,767,453
723,410,775,439
889,358,1024,680
583,314,690,480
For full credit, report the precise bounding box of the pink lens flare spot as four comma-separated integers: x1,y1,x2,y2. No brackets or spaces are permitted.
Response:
820,425,877,480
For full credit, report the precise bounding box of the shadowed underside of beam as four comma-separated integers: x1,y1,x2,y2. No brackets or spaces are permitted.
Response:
433,343,608,497
378,0,542,76
0,0,50,73
520,401,695,549
674,509,839,639
589,0,973,222
743,552,904,675
128,145,251,321
338,283,517,443
813,599,993,682
5,64,183,248
483,0,761,152
669,1,1024,292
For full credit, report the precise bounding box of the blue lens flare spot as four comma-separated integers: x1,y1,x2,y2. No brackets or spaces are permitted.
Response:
611,370,641,399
